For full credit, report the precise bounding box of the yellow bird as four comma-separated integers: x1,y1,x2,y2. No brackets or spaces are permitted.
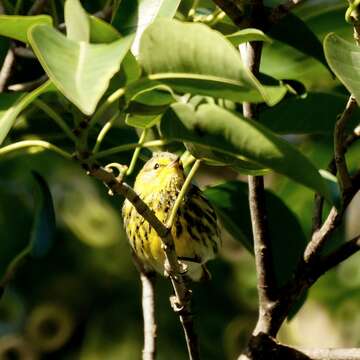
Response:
122,152,221,281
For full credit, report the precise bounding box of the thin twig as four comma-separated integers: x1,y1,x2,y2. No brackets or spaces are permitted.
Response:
312,125,360,235
334,96,357,193
126,129,148,176
34,99,77,142
28,0,47,15
241,0,277,336
310,235,360,282
84,163,200,360
239,333,360,359
140,272,157,360
92,112,120,154
300,347,360,360
165,159,201,229
211,0,246,27
269,0,306,24
13,47,36,59
132,252,157,360
0,49,15,92
8,75,48,92
93,140,172,159
0,139,72,159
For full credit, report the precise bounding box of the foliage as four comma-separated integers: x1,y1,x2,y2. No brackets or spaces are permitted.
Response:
0,0,359,359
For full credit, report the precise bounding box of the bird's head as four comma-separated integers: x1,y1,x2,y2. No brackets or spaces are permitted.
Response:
134,152,185,197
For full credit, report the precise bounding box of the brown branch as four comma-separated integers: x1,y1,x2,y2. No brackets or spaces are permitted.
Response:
28,0,47,15
300,347,360,360
268,0,306,24
13,47,36,59
312,121,360,237
0,49,15,92
140,272,157,360
239,333,360,360
239,0,278,337
211,0,246,28
7,75,48,92
309,235,360,282
334,96,357,193
131,253,157,360
83,162,199,360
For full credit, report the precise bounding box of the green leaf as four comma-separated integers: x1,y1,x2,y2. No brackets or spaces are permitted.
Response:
185,143,269,175
324,33,360,104
226,28,272,46
64,0,90,42
88,16,141,84
261,5,347,87
0,15,52,43
0,172,56,294
126,85,175,116
259,92,360,134
204,180,307,287
30,172,56,258
29,25,134,115
0,81,53,145
140,19,286,106
112,0,181,54
268,12,330,73
161,103,331,201
89,16,121,43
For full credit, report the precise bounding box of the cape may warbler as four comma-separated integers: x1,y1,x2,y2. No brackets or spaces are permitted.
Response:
122,152,220,281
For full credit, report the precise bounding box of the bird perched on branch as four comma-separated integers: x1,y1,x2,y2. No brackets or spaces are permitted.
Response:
122,152,220,281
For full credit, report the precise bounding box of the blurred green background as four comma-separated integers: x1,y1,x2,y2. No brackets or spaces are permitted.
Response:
0,0,360,359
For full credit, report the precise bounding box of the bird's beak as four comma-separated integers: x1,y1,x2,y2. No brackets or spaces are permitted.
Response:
168,157,182,169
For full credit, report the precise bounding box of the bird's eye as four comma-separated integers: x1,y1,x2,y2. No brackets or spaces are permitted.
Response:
154,163,160,170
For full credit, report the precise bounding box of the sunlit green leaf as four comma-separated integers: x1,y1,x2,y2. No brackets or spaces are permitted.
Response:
0,15,52,43
89,16,121,43
140,19,286,106
64,0,90,42
324,33,360,104
29,25,134,115
161,103,331,201
226,28,272,46
112,0,181,54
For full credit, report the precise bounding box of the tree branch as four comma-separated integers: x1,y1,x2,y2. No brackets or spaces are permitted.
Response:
312,126,360,234
334,96,357,193
28,0,47,15
240,0,277,336
300,347,360,360
310,235,360,282
132,252,157,360
239,333,360,360
0,49,15,92
83,162,200,360
211,0,246,28
140,272,157,360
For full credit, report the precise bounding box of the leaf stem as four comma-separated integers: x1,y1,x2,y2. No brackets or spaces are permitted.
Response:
0,140,73,159
166,159,201,229
88,88,125,129
93,139,171,159
34,99,78,143
92,111,121,153
126,128,148,176
14,0,23,14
